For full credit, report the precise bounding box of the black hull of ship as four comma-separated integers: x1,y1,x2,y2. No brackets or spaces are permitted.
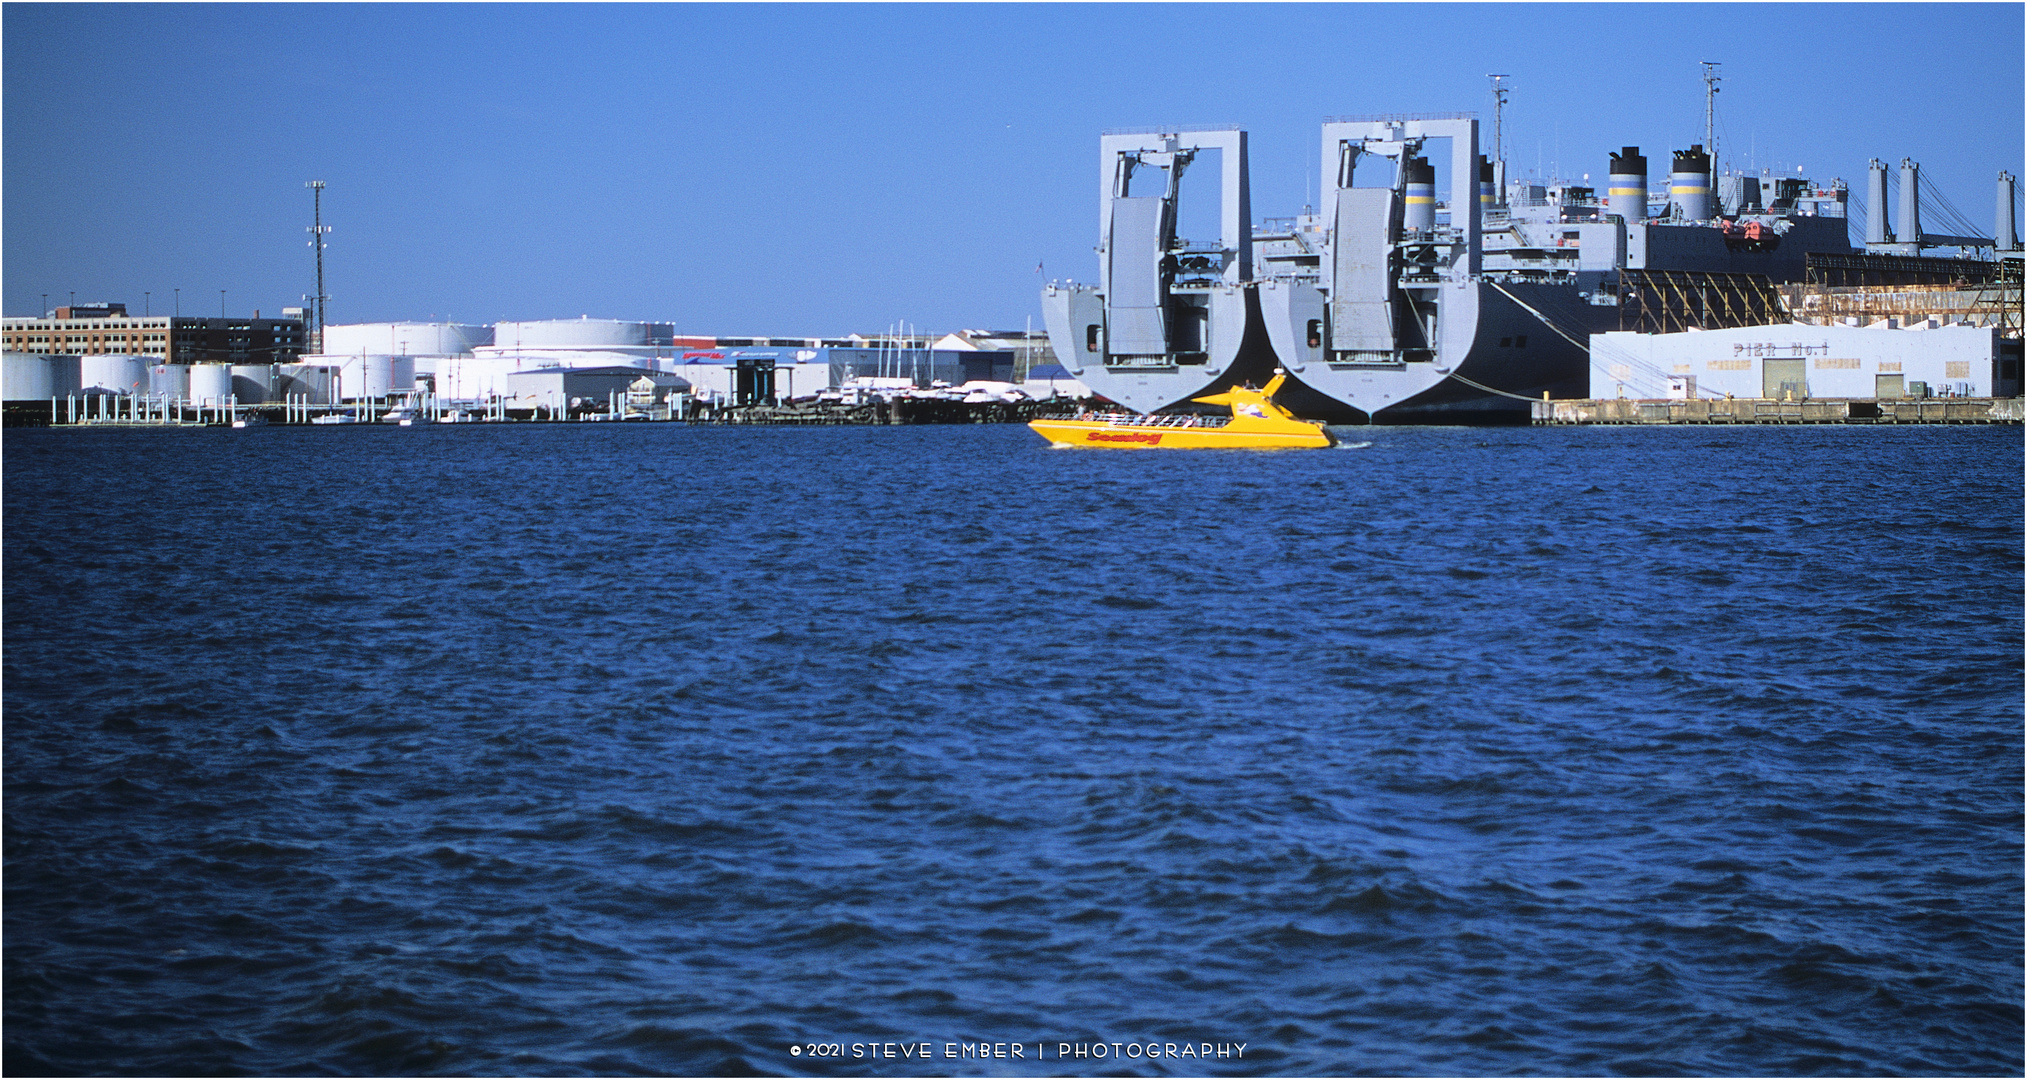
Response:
1278,281,1612,425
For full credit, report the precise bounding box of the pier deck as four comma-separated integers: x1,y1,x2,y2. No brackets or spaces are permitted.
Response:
1532,397,2023,425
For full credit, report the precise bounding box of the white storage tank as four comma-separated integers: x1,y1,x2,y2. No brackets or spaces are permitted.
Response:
189,364,235,405
230,365,273,405
81,355,151,396
150,364,192,398
434,354,530,402
316,354,415,400
321,322,493,357
275,364,338,404
4,353,82,401
492,318,661,350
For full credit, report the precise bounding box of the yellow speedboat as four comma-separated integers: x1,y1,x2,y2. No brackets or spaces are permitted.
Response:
1029,369,1334,449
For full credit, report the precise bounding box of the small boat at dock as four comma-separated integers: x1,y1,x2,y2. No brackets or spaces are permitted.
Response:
1028,369,1333,449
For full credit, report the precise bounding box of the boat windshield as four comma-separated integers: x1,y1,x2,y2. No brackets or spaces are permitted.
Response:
1075,411,1231,428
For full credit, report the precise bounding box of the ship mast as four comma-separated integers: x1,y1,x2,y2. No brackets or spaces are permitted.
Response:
1700,61,1721,178
1487,74,1511,191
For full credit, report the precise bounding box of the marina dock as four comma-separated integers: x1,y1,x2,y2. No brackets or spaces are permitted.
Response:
5,392,1079,429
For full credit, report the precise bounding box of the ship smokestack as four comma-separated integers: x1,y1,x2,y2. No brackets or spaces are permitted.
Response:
1478,155,1498,211
1897,157,1921,248
1608,146,1647,224
1403,155,1436,233
1669,145,1712,222
1866,159,1891,245
1997,170,2020,252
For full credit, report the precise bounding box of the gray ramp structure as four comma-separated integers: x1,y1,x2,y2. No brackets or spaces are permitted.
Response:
1259,114,1486,418
1041,126,1254,414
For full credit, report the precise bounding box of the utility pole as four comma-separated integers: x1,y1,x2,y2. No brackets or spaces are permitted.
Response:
1701,61,1722,175
306,180,330,354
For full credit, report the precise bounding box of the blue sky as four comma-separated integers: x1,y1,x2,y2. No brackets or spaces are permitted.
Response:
5,3,2021,335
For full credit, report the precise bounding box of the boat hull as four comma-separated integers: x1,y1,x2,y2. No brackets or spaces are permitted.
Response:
1028,417,1332,449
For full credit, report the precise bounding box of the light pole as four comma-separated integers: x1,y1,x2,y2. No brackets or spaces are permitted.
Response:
144,292,150,316
175,288,180,316
306,180,329,353
220,290,227,318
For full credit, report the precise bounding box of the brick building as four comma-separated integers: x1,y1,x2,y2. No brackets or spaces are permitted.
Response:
1,303,308,364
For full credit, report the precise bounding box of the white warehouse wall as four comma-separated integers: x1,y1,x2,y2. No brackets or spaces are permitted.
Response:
1589,323,1999,399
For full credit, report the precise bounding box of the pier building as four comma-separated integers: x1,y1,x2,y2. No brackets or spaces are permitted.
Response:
1589,320,2022,401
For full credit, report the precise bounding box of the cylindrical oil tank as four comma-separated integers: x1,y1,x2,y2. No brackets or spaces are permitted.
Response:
274,364,337,404
4,354,82,401
150,364,192,398
321,321,494,357
325,354,416,400
1402,156,1436,232
433,354,527,402
491,318,655,350
1897,158,1920,246
1608,146,1647,223
231,364,273,404
81,355,150,396
189,364,235,405
390,356,417,398
1669,145,1712,221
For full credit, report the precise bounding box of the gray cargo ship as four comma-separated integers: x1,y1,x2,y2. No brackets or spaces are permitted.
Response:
1042,112,1859,423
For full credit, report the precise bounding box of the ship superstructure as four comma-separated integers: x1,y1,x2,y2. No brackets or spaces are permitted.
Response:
1045,98,1910,423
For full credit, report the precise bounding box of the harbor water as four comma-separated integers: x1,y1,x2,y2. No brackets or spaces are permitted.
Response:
4,423,2021,1075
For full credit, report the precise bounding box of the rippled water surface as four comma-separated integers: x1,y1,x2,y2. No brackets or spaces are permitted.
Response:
5,423,2022,1076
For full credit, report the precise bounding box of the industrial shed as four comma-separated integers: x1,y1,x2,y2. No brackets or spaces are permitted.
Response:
1589,322,2021,400
504,366,689,415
